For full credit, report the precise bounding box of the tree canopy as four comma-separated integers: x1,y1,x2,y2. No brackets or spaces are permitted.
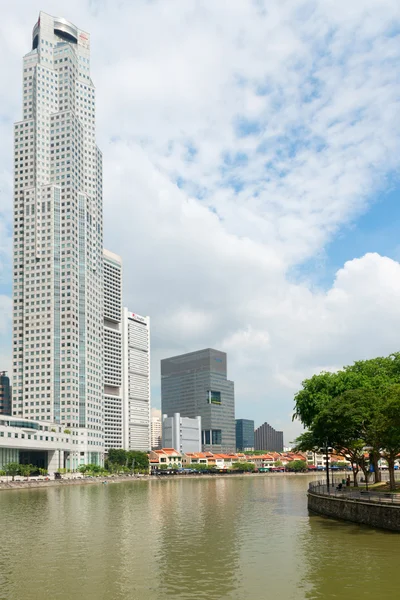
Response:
293,354,400,490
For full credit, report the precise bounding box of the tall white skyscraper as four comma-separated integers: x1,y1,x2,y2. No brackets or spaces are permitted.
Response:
12,13,104,464
103,249,123,451
122,309,151,451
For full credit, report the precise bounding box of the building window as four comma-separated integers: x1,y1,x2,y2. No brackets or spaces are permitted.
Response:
207,390,221,405
212,430,222,445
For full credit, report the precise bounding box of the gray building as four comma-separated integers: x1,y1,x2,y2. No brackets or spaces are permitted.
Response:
236,419,254,451
254,422,284,452
0,372,11,416
161,349,235,453
162,413,201,454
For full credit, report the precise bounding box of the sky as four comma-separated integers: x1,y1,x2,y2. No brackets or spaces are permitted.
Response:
1,0,400,444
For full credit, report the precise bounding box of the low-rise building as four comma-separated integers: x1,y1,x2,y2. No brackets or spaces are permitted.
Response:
0,415,87,474
246,454,275,469
149,448,182,471
182,452,212,466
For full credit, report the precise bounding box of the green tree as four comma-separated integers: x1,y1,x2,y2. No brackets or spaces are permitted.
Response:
189,463,208,471
293,356,400,484
287,460,307,472
274,460,283,467
126,450,149,473
232,462,255,472
19,464,34,478
5,462,20,481
107,448,128,466
377,386,400,491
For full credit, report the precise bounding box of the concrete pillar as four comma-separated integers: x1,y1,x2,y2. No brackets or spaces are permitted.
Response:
173,412,180,453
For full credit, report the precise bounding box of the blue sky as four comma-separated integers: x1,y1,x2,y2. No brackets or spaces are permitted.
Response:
290,183,400,290
2,1,400,444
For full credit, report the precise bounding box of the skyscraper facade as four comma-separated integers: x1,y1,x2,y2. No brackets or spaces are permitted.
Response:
254,422,284,452
122,309,151,451
104,249,123,451
0,372,11,416
12,12,104,464
161,349,235,453
162,413,202,454
235,419,254,451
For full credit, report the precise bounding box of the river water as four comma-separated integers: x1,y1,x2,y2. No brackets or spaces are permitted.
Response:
0,475,398,600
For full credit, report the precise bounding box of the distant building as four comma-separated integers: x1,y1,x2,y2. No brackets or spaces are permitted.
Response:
254,422,284,452
235,419,254,451
0,372,11,416
161,348,235,452
103,250,124,451
151,408,162,450
122,310,151,451
162,413,201,454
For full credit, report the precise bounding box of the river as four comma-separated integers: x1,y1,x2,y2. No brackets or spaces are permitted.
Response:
0,474,398,599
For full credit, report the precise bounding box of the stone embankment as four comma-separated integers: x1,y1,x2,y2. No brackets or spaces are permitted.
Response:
308,482,400,532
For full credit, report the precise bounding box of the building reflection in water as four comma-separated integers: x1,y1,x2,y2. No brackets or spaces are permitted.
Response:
153,477,243,599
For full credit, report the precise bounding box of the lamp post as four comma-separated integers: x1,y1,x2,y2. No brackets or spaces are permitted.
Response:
325,443,330,491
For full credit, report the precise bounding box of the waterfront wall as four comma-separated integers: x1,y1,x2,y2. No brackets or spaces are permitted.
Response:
308,490,400,532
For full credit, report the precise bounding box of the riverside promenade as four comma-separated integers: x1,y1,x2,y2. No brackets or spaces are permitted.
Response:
308,479,400,531
0,470,317,492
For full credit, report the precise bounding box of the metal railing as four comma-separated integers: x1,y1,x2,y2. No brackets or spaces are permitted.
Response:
308,479,400,505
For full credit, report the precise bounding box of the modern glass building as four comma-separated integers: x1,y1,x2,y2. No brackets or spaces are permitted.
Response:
235,419,254,451
161,349,235,453
0,372,11,415
12,12,104,464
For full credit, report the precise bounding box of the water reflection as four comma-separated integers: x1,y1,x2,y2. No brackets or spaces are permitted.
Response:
300,513,400,600
0,475,399,600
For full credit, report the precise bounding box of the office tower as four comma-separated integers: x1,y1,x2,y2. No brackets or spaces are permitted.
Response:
122,309,151,451
12,13,104,463
235,419,254,451
151,407,162,450
161,349,235,453
0,372,12,415
254,422,284,452
162,413,201,454
104,249,123,451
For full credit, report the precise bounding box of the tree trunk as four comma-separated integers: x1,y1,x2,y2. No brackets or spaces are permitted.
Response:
352,466,358,487
372,452,381,483
387,456,396,492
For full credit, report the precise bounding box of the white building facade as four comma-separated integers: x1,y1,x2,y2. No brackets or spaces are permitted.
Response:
103,249,123,451
122,309,151,451
151,407,162,450
12,12,104,464
162,413,201,454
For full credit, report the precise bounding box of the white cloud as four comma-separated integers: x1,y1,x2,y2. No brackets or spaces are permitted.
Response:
1,1,400,442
